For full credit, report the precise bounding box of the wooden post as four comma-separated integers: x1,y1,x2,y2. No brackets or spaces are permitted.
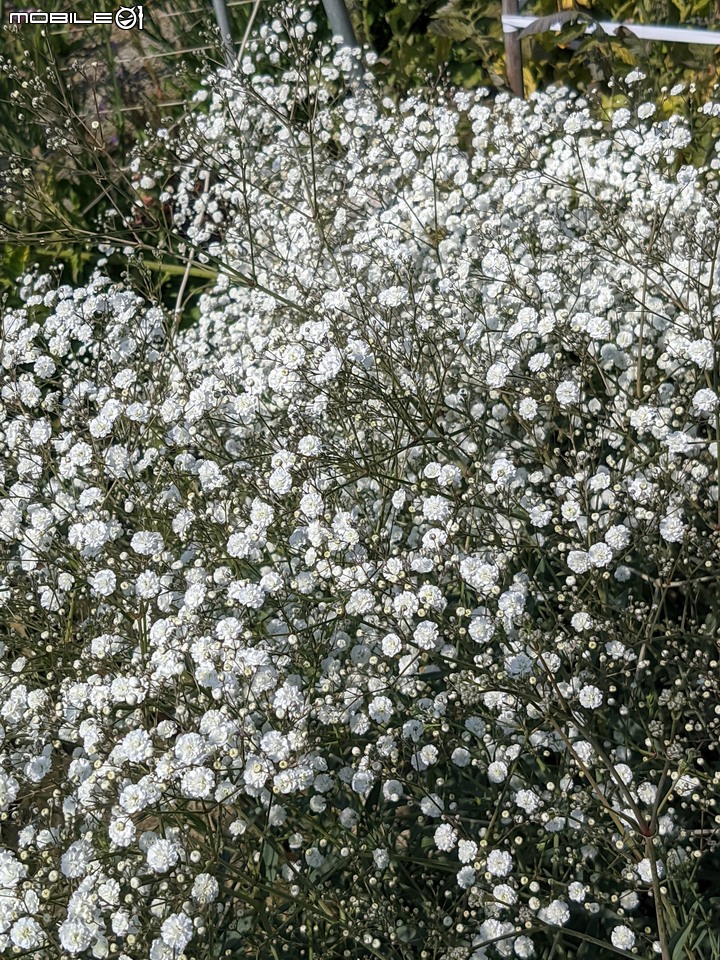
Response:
502,0,524,98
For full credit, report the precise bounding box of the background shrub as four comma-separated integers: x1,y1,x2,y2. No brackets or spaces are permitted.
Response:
355,0,720,97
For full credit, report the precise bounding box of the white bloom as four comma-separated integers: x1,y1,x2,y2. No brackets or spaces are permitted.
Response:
413,620,439,650
659,513,686,543
486,849,513,877
515,789,540,814
460,557,499,595
578,685,603,709
488,760,508,783
420,794,444,817
692,388,718,414
567,550,591,574
458,839,478,863
59,919,93,954
611,925,636,950
588,542,613,568
518,397,538,420
89,568,116,596
10,916,45,949
161,912,193,952
434,823,458,852
192,873,220,904
451,747,471,767
368,695,393,724
146,838,179,873
130,530,164,555
378,285,409,307
468,615,494,644
373,848,390,870
538,899,570,926
637,858,664,883
555,380,580,406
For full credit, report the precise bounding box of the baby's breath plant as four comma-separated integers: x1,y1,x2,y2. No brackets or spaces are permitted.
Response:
1,6,720,959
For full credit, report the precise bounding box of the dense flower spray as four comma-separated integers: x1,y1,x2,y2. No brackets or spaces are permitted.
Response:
1,6,720,958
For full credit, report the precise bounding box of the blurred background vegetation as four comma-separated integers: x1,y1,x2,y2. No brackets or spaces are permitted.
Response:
353,0,719,95
0,0,718,312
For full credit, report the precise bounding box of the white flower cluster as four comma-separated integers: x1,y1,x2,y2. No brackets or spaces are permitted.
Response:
1,8,719,959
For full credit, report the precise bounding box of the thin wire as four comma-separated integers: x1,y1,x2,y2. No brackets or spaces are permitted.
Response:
115,43,221,62
56,43,225,69
79,100,189,115
502,14,720,44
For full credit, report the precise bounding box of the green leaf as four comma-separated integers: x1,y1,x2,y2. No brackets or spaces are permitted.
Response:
262,842,279,884
670,923,694,960
428,17,476,41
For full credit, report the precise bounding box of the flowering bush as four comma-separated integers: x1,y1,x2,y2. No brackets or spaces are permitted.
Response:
1,9,720,959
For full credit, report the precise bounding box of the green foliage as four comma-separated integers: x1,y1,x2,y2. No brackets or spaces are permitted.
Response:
353,0,720,95
0,0,263,304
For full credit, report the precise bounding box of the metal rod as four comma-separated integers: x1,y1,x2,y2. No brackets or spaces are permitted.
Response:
320,0,357,47
502,0,524,97
320,0,365,84
211,0,236,68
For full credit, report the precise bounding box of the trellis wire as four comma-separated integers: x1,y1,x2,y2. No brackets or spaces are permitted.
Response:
502,13,720,96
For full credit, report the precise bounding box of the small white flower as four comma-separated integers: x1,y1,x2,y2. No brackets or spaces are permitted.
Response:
89,568,116,596
692,388,718,415
578,685,603,709
146,838,179,873
567,550,591,574
588,542,613,568
434,823,458,852
420,794,444,817
131,530,164,556
488,760,508,783
373,848,390,870
10,917,45,949
486,849,513,877
637,857,665,883
451,747,471,767
458,839,478,863
659,513,685,543
192,873,219,904
538,899,570,926
378,285,408,307
368,695,393,724
518,397,538,420
161,912,193,952
611,925,636,950
555,380,580,407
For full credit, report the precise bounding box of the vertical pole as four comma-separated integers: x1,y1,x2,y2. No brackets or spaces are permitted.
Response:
502,0,524,97
320,0,358,48
319,0,365,83
211,0,236,68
